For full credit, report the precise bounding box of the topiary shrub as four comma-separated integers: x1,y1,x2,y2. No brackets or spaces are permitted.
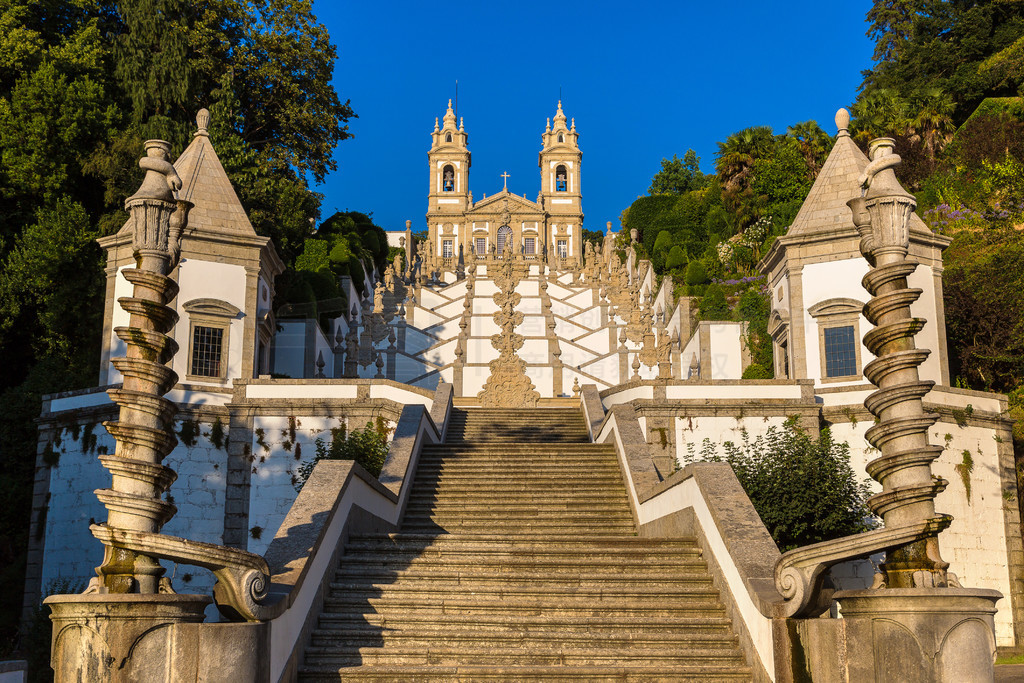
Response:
684,260,709,286
665,245,687,270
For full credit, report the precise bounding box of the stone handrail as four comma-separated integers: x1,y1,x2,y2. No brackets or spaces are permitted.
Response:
263,383,447,680
587,386,785,680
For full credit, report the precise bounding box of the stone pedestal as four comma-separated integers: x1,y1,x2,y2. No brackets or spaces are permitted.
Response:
833,588,1001,682
46,593,211,682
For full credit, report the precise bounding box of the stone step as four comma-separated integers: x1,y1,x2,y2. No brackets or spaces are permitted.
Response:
301,645,747,668
299,663,753,682
405,490,627,503
401,517,635,532
411,471,624,484
336,553,706,575
419,445,613,454
316,612,734,633
346,533,698,549
340,538,700,558
331,573,715,591
322,584,725,608
403,499,631,512
308,625,741,650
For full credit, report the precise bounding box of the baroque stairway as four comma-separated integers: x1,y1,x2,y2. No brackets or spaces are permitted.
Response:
299,408,752,681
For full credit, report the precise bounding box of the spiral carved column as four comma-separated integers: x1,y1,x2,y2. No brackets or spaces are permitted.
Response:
852,137,954,589
91,140,187,594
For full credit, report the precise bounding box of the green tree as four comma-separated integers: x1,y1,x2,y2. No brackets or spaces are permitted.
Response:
685,426,875,551
648,149,706,195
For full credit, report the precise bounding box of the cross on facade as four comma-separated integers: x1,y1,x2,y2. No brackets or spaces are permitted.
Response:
501,172,510,191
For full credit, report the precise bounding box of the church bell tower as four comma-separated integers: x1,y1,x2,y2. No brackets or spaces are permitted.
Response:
427,99,471,215
538,101,583,261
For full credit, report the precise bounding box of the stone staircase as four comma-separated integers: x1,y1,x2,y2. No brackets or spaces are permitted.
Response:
299,408,752,681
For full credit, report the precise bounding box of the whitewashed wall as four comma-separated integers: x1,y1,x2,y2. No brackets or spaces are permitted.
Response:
39,415,230,618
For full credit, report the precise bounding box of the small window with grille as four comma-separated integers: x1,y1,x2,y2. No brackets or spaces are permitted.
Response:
190,325,224,378
182,298,240,383
442,239,453,258
525,237,535,255
475,237,486,255
557,239,568,258
823,325,857,378
809,298,863,383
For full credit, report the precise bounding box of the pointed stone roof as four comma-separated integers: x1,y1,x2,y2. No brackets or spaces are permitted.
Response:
786,108,930,238
118,108,257,239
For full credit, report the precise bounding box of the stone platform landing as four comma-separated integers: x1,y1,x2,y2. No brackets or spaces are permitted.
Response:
298,408,752,681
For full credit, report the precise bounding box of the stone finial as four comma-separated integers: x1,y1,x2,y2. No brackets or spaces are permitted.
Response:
606,221,612,235
546,117,551,132
570,117,575,131
572,377,581,397
434,117,439,133
835,108,850,138
459,117,464,131
195,108,210,137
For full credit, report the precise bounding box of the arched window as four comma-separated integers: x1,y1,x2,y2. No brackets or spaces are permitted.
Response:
496,225,512,255
445,132,452,143
557,133,564,143
555,165,567,192
442,164,455,192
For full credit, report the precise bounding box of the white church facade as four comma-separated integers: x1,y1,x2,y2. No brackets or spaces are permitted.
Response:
23,103,1024,654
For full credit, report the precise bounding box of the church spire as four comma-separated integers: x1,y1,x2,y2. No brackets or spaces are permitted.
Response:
443,98,456,128
553,100,567,127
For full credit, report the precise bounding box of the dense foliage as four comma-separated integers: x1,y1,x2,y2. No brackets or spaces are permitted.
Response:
630,1,1024,539
0,0,353,653
295,420,392,491
684,426,876,552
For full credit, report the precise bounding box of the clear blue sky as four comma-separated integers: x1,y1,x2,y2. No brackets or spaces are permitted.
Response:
311,1,876,233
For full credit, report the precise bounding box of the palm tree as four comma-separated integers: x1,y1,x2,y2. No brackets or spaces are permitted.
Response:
786,120,833,178
715,126,774,192
908,88,956,162
850,88,911,143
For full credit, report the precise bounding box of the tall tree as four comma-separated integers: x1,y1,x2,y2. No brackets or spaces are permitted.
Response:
648,149,706,195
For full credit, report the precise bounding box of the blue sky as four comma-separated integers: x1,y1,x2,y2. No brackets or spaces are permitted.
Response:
311,1,876,233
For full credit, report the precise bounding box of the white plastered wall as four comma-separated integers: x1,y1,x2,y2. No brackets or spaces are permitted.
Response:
172,259,248,386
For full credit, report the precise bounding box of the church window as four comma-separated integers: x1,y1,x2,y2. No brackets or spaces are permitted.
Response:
442,165,455,192
809,298,863,382
190,326,224,378
823,326,857,378
475,237,486,255
182,298,240,382
445,132,452,143
555,165,567,192
525,237,535,255
558,133,564,143
442,239,454,258
497,225,512,255
557,239,568,258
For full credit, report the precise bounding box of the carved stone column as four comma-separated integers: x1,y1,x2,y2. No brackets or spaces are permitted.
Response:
855,137,952,588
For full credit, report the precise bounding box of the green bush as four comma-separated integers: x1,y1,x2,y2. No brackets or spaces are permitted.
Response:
698,283,730,321
683,426,875,551
349,259,366,295
665,246,687,270
684,260,709,286
742,363,772,379
295,420,391,490
295,238,331,272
